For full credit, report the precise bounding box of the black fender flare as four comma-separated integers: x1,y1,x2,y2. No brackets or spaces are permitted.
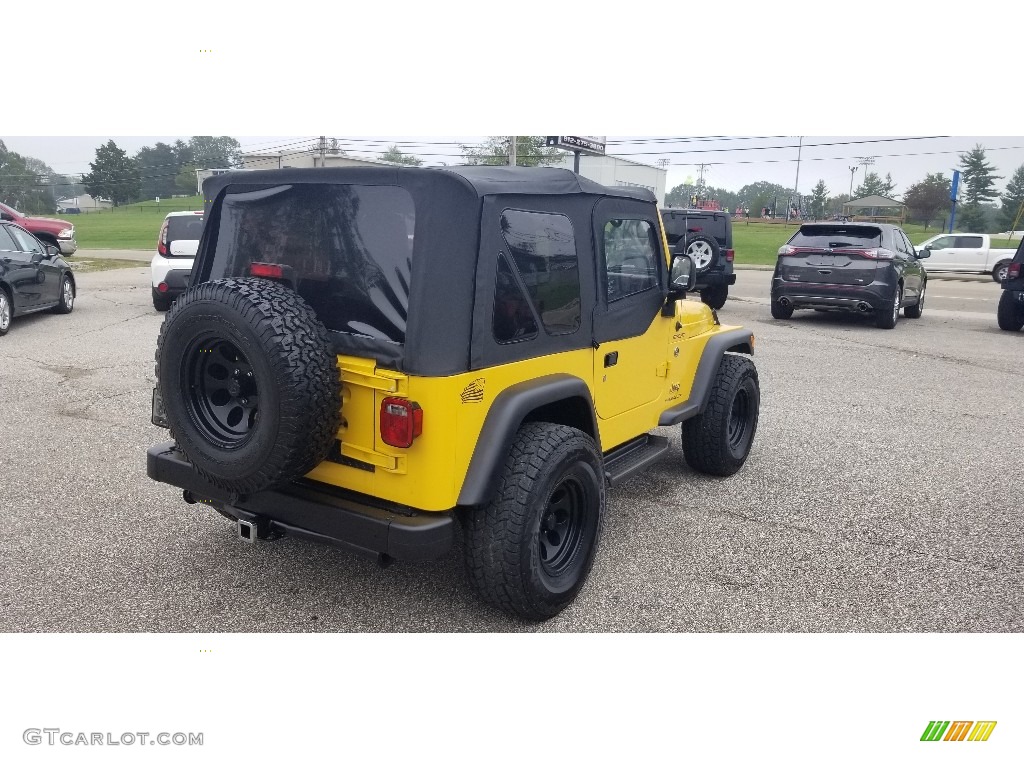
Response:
658,328,754,426
457,374,598,507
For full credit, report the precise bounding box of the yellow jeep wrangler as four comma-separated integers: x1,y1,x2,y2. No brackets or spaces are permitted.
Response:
148,166,759,620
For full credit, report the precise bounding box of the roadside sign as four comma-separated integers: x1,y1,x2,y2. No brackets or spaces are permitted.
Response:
545,136,606,156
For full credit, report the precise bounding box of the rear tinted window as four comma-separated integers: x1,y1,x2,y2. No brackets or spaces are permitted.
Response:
209,184,414,345
167,215,204,242
790,225,882,248
660,210,728,245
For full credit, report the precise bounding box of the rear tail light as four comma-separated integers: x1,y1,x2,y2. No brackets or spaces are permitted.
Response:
157,282,168,294
857,248,895,261
778,245,798,257
380,397,423,448
724,249,735,262
1008,263,1022,280
157,219,169,256
249,262,285,279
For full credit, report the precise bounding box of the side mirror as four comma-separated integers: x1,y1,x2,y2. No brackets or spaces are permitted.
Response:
670,254,697,292
917,247,930,258
45,244,59,258
0,211,12,222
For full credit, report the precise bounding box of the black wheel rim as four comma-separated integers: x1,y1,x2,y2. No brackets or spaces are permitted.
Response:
539,477,586,578
728,388,751,449
184,335,260,448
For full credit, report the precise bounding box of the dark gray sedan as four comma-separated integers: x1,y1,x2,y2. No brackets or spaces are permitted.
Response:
0,221,76,336
770,222,927,329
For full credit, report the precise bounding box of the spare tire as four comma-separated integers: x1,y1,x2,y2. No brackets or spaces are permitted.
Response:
155,278,342,495
682,234,721,273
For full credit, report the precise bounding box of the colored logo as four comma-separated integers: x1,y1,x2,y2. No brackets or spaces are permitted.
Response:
460,378,485,404
920,721,996,742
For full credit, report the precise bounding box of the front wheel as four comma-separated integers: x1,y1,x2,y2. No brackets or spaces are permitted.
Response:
904,281,925,318
993,262,1011,283
463,423,605,620
700,285,729,310
0,290,11,335
997,290,1024,331
682,354,760,477
52,274,74,314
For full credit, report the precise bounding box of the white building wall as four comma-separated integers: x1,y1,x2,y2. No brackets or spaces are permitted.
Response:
553,155,666,206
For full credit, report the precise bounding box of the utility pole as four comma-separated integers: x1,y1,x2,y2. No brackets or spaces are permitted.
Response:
848,166,859,199
856,156,877,184
509,136,516,167
790,136,803,221
318,136,326,168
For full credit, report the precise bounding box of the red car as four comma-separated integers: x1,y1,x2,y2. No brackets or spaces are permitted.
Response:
0,201,77,256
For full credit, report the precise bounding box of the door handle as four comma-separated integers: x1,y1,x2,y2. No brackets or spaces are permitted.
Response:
604,352,618,367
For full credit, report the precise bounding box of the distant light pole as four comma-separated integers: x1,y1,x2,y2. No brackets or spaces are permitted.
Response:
848,165,859,199
509,136,516,167
789,136,803,221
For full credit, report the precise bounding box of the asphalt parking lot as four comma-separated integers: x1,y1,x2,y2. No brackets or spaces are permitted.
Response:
1,266,1021,631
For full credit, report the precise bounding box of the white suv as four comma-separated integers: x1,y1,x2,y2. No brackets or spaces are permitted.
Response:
150,210,204,311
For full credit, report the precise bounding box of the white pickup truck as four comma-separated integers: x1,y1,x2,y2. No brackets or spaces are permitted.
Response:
915,233,1017,282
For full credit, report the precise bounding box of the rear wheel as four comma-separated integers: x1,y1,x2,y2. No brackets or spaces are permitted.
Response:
770,297,794,319
682,354,760,477
993,261,1011,282
904,281,925,318
700,285,728,310
876,283,902,329
463,423,604,620
997,290,1024,331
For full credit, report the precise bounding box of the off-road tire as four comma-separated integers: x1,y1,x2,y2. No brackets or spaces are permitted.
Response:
53,274,74,314
155,277,342,494
700,285,729,310
152,289,172,312
683,234,721,273
904,280,925,319
875,283,902,329
997,290,1024,331
993,261,1011,283
770,297,794,319
463,422,605,621
682,354,759,477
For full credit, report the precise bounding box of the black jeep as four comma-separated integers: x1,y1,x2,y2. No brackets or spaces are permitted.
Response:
997,238,1024,331
659,207,736,309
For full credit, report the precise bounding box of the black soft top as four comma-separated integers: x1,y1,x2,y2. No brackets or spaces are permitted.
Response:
197,166,657,376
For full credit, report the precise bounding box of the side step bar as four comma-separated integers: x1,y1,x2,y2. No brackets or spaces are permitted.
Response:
603,434,670,486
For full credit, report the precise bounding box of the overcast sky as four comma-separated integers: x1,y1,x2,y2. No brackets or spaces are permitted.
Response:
6,135,1024,202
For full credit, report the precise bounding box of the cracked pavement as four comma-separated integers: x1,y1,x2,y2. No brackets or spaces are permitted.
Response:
0,266,1021,631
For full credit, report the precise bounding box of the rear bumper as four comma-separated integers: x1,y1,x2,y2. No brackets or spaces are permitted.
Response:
153,268,192,297
772,276,892,310
147,441,454,561
696,270,736,288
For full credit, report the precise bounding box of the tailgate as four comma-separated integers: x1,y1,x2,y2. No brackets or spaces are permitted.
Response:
779,248,879,286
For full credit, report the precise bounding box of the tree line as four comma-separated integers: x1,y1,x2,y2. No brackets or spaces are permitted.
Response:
666,144,1024,233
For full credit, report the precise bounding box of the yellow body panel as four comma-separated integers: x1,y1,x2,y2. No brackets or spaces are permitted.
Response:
304,210,740,513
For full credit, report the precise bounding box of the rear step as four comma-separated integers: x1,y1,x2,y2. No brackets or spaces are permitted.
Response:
603,434,670,486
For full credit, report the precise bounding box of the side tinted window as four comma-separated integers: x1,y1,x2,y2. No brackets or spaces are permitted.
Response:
9,226,42,254
496,209,581,337
603,218,659,302
929,236,954,249
0,226,19,252
493,253,539,343
956,235,983,248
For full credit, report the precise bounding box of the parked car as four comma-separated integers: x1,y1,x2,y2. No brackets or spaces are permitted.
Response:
150,210,204,311
0,222,76,335
660,207,736,309
0,201,77,257
915,232,1016,282
771,222,927,329
147,166,759,620
996,239,1024,331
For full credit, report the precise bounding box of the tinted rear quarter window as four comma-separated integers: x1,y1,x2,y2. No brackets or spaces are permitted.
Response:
167,215,204,243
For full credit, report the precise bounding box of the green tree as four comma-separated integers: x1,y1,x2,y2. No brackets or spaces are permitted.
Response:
461,136,564,167
0,140,56,213
853,171,896,199
736,180,791,217
958,144,1001,207
135,142,180,200
82,140,140,206
999,164,1024,231
378,144,423,166
808,179,829,219
175,164,199,196
187,136,241,169
903,173,950,229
